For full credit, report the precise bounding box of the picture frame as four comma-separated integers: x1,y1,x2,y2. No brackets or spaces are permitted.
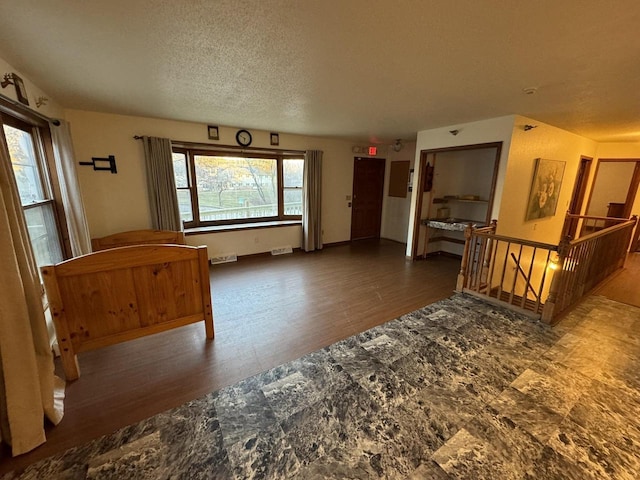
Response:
525,158,566,221
270,132,279,146
207,125,219,140
12,73,29,106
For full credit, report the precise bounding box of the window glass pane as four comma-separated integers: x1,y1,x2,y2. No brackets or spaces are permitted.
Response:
194,155,277,221
176,189,193,222
284,189,303,216
172,152,188,188
3,124,45,204
24,203,63,268
283,158,304,188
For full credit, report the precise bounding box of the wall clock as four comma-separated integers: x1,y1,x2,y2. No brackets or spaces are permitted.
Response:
236,129,252,147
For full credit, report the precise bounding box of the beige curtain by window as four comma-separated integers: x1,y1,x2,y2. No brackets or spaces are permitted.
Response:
141,136,181,231
51,120,91,256
302,150,323,252
0,133,64,457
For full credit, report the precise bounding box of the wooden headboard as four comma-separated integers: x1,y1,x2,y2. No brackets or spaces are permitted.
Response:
41,244,214,381
91,229,186,251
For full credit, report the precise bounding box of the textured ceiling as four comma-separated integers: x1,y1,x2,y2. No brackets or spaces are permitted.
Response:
0,1,639,143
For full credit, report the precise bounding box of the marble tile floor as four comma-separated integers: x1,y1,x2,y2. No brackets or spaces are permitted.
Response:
4,293,640,479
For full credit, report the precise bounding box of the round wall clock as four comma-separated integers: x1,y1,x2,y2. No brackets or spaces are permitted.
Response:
236,129,252,147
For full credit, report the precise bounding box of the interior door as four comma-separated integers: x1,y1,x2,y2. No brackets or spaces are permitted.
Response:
351,157,385,240
566,156,592,238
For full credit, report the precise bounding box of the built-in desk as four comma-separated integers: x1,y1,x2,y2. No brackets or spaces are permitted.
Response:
421,218,486,254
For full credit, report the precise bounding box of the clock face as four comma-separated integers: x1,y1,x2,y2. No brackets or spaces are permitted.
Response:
236,129,252,147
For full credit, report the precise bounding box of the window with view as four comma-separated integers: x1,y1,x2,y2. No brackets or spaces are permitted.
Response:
172,147,303,227
1,114,66,272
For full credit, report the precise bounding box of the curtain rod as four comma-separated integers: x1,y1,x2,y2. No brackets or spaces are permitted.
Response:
133,136,305,155
0,91,61,126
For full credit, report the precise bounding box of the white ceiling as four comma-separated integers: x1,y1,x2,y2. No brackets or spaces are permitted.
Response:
0,1,639,143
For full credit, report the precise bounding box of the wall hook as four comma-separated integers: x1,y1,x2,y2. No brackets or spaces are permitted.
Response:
524,124,538,131
449,129,459,136
1,73,15,89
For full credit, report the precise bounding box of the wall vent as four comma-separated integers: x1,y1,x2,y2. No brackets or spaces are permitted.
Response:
209,253,238,264
271,246,293,256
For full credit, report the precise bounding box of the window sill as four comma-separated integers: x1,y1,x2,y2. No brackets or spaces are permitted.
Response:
185,220,302,235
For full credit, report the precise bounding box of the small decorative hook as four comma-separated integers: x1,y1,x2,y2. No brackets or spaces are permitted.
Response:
524,124,538,131
35,96,48,108
1,73,15,89
449,129,459,136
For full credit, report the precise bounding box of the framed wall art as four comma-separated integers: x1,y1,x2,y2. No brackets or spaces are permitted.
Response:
525,158,566,221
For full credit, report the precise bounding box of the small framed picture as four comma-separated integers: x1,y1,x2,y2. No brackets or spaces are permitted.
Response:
270,132,279,146
207,125,219,140
12,73,29,106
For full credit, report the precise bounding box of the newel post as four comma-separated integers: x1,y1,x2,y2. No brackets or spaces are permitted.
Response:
456,223,474,292
541,235,571,324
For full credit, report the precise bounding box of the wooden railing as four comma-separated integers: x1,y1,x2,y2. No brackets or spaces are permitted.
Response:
542,216,637,322
456,221,556,316
456,214,638,323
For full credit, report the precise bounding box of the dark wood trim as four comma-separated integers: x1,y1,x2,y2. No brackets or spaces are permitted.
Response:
411,142,502,260
171,140,305,156
0,93,59,128
566,156,593,238
584,157,640,221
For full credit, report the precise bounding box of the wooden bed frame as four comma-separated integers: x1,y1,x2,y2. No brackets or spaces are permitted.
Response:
41,244,214,381
91,229,185,251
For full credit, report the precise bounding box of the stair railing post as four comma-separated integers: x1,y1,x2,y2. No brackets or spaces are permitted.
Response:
456,223,474,292
541,235,571,324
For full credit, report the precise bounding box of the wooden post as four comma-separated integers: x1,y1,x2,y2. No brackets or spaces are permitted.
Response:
456,223,474,292
41,265,80,381
541,235,571,324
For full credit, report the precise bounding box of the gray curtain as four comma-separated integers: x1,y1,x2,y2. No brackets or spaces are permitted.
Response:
302,150,323,252
51,120,91,256
0,131,64,456
141,136,181,231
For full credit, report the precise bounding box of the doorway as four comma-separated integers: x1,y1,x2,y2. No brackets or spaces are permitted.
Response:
410,142,502,259
566,156,593,238
351,157,386,240
584,158,640,250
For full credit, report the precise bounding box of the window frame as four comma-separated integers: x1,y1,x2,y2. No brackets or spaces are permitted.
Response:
0,101,72,264
173,145,304,229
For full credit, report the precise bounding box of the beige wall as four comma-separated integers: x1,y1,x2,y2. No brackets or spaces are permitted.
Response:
0,57,64,119
497,115,598,244
409,115,515,255
64,109,390,257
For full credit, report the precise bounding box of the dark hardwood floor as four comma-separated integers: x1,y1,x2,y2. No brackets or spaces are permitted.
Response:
0,239,460,474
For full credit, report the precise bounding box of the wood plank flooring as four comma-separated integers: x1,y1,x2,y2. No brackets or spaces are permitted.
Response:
593,252,640,308
0,239,460,474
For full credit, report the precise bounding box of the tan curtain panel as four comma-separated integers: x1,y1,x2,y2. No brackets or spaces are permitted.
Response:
141,136,182,231
0,132,64,456
51,120,91,256
302,150,323,252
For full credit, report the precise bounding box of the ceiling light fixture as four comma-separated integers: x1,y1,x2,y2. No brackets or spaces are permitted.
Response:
392,139,403,152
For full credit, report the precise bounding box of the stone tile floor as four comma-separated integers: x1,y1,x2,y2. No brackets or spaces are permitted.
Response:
4,293,640,479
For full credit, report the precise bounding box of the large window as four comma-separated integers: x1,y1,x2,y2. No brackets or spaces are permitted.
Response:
173,147,303,227
1,112,66,271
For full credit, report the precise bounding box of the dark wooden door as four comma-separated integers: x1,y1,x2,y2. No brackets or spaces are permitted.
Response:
351,157,385,240
566,157,592,238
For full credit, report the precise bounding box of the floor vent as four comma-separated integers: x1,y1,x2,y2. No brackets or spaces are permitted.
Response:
210,253,238,264
271,246,293,256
